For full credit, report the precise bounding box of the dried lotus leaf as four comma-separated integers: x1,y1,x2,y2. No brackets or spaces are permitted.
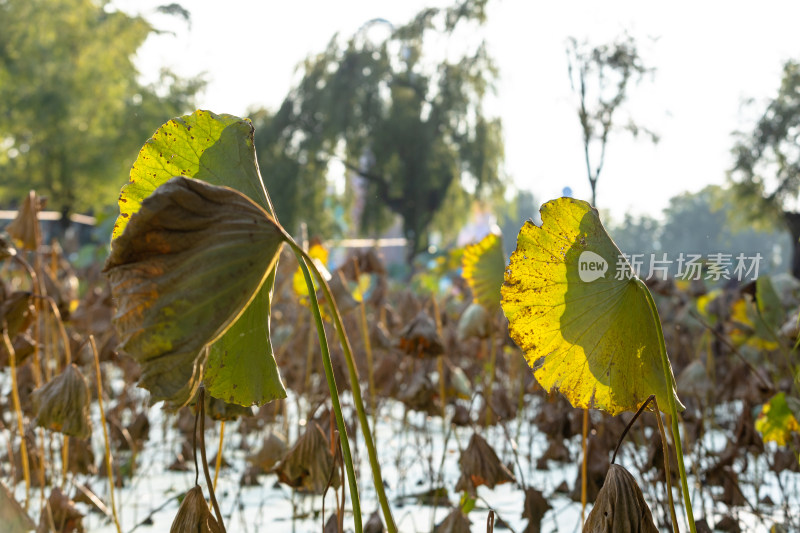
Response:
275,422,339,494
455,432,515,493
32,364,92,439
170,486,222,533
582,464,658,533
7,191,44,251
397,310,444,357
37,487,83,533
0,481,35,532
433,507,471,533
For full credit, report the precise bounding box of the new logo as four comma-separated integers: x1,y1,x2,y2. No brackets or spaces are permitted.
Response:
578,251,608,282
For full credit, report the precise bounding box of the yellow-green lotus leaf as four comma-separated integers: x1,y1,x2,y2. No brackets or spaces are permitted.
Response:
111,110,285,407
104,177,285,406
756,392,800,446
501,197,682,415
462,232,504,313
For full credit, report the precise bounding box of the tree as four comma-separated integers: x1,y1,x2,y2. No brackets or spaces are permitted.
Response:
730,60,800,278
0,0,202,219
566,34,656,207
257,0,504,262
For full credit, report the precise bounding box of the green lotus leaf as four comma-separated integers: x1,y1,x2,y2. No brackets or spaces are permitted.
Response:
461,232,504,313
501,197,682,415
104,177,285,406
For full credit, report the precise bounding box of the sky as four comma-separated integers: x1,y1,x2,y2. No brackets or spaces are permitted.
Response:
111,0,800,222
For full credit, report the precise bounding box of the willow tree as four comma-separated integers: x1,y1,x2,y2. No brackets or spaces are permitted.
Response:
259,0,504,261
730,60,800,278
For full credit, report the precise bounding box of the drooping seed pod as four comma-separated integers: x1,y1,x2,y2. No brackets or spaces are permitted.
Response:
32,364,92,439
170,485,222,533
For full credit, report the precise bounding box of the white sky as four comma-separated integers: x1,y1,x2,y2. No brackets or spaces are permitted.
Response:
112,0,800,222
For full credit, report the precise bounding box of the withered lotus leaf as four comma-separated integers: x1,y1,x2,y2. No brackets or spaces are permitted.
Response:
0,481,35,533
1,291,35,341
582,464,658,533
397,310,444,357
6,190,43,251
37,487,84,533
275,422,340,494
247,432,288,473
104,176,286,406
522,487,551,533
170,485,222,533
433,508,471,533
32,364,92,439
455,432,515,493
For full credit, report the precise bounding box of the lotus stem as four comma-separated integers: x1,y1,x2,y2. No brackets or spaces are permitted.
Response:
3,328,30,510
213,420,225,492
291,243,397,533
292,247,363,533
90,335,122,533
653,397,680,533
639,279,696,533
581,408,588,524
484,331,497,427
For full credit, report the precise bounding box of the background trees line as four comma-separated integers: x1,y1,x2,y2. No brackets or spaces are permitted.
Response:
1,0,799,275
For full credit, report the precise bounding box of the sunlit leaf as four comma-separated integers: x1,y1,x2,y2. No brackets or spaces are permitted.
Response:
113,110,271,239
501,197,682,415
292,242,329,300
111,110,285,407
756,392,800,446
461,232,504,313
104,177,285,406
730,295,780,351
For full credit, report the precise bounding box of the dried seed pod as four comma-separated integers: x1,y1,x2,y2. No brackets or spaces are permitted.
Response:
32,364,92,439
275,422,339,494
0,480,35,533
455,432,515,494
7,191,44,251
582,464,658,533
170,485,222,533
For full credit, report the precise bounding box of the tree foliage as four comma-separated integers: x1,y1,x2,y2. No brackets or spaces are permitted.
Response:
730,60,800,276
566,34,656,207
252,0,504,260
0,0,203,216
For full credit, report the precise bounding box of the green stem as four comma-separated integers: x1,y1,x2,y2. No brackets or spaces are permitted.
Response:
639,279,696,533
292,248,363,533
290,242,398,533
